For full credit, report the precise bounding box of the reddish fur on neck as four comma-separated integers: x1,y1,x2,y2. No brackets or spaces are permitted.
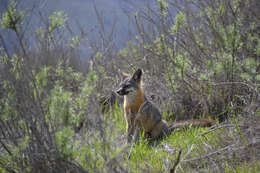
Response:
124,84,144,114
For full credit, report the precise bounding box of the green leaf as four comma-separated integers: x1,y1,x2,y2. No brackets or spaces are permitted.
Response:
256,74,260,81
170,12,186,34
48,11,67,32
1,0,24,30
240,73,251,81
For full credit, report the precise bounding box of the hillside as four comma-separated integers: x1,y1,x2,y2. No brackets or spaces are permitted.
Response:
0,0,159,53
0,0,259,172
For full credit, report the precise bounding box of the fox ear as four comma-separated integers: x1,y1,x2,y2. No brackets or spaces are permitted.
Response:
122,72,130,77
121,72,130,80
132,69,142,82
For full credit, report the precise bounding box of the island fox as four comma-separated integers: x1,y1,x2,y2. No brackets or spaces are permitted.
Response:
116,69,214,142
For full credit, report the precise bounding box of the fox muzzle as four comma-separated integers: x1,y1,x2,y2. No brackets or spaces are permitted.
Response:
116,88,129,96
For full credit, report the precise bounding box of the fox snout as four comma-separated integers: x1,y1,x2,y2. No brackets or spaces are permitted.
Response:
116,87,129,96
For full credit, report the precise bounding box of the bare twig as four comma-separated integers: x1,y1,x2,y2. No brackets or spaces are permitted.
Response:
209,82,259,97
183,140,260,163
197,124,248,138
170,149,182,173
183,144,236,162
0,140,13,156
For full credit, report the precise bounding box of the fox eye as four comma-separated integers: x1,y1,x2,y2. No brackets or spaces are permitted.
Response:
124,84,130,88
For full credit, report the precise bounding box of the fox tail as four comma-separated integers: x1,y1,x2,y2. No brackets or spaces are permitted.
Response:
169,119,215,132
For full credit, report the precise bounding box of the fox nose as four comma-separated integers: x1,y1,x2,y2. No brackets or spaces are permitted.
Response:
116,89,123,95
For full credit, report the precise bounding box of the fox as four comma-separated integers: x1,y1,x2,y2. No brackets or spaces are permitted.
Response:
116,69,214,143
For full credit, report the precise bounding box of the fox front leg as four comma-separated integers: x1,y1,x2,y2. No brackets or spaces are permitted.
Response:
126,110,135,143
133,128,140,143
127,125,135,143
132,113,143,143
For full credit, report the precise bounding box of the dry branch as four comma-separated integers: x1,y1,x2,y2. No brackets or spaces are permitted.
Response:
170,149,182,173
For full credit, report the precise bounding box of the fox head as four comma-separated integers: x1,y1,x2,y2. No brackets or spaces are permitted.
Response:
116,69,142,96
